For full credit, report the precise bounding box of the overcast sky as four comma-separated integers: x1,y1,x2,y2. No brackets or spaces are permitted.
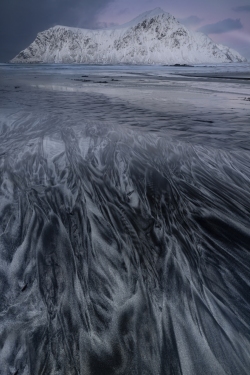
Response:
0,0,249,62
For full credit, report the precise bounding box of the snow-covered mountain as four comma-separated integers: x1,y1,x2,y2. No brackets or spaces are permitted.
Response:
11,8,246,64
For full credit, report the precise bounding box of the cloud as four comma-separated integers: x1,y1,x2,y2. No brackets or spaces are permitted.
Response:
0,0,114,61
197,19,243,34
117,8,130,16
94,21,118,29
232,5,250,12
179,15,203,27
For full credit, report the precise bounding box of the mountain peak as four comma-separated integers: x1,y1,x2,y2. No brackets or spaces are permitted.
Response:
11,8,246,64
114,7,171,30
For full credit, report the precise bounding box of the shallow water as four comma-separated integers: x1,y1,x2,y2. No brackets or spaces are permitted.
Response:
0,64,250,375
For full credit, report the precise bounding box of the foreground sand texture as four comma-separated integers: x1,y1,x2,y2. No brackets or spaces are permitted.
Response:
0,64,250,374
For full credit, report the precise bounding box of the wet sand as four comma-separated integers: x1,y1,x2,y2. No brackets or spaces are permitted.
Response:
0,63,250,375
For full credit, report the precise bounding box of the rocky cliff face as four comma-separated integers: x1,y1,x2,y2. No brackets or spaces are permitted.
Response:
11,8,246,64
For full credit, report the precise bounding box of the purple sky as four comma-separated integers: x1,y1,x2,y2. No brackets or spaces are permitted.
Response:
0,0,249,61
98,0,250,59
